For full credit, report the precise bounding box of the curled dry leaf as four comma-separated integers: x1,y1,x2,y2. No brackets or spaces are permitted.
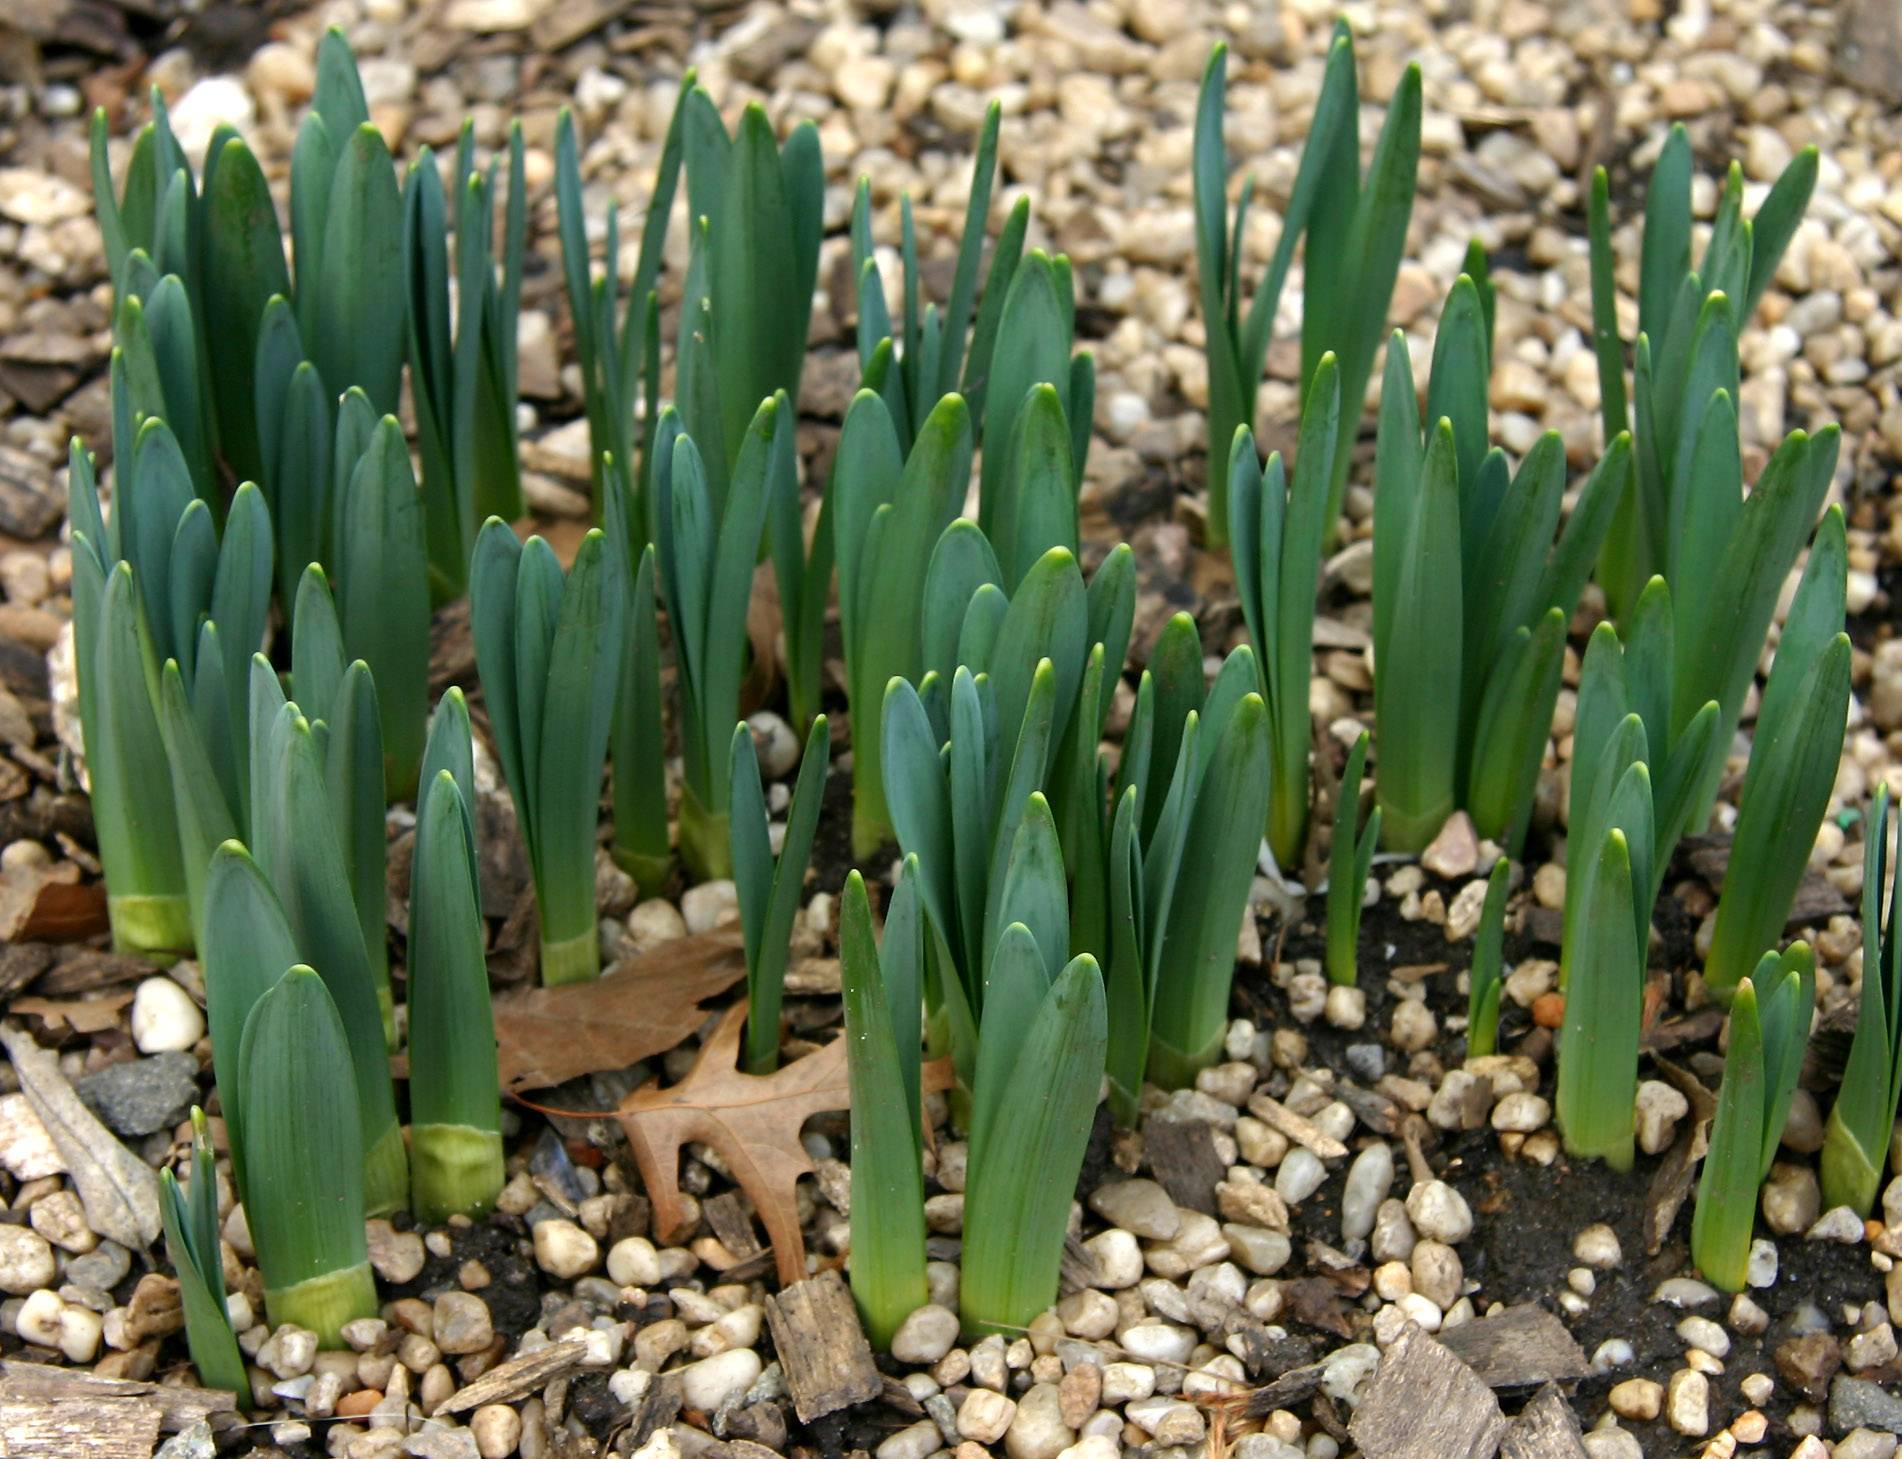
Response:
617,1003,956,1286
492,929,748,1093
11,989,134,1035
1,861,107,942
617,1003,849,1287
1643,1053,1719,1256
0,1022,161,1249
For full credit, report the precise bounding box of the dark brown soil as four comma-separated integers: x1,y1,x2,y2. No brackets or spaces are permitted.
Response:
1253,876,1877,1459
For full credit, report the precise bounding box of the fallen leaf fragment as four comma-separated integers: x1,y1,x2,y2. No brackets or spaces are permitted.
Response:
1,862,107,943
12,989,134,1034
0,1021,162,1248
494,929,747,1093
617,1003,849,1287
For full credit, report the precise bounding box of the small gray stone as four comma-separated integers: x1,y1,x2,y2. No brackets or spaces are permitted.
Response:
433,1292,493,1355
1832,1375,1902,1435
75,1053,199,1137
1345,1043,1386,1082
66,1241,131,1291
154,1422,217,1459
406,1428,481,1459
1087,1179,1180,1240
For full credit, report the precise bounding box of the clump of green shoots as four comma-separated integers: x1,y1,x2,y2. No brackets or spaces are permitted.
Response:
653,400,786,879
470,521,624,985
1325,730,1380,988
161,1109,252,1403
238,965,378,1345
1094,620,1273,1120
1370,263,1628,854
1703,508,1851,997
1466,858,1512,1059
839,866,928,1349
553,84,691,535
730,716,830,1074
1194,27,1420,547
1587,122,1819,621
962,927,1107,1337
1227,357,1341,872
1693,945,1815,1291
1821,787,1902,1216
406,691,504,1222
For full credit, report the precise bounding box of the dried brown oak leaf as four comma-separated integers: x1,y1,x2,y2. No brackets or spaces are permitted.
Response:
493,930,747,1094
1,862,107,942
617,1002,847,1287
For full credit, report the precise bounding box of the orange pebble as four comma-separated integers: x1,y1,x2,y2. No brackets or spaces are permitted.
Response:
1532,992,1566,1028
336,1389,383,1420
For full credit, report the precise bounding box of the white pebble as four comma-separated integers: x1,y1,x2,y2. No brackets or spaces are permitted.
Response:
1404,1180,1473,1244
532,1219,599,1278
680,1347,762,1412
1341,1142,1394,1243
890,1303,959,1365
131,976,204,1053
1275,1148,1327,1205
607,1236,662,1287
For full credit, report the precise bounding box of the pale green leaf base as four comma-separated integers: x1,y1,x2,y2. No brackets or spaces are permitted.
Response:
540,928,600,986
1820,1113,1880,1218
1268,798,1307,882
1326,910,1360,988
108,893,194,959
1560,1125,1634,1174
1379,801,1451,856
1145,1024,1226,1091
610,846,673,901
678,789,731,882
266,1261,377,1348
363,1120,411,1219
411,1124,505,1224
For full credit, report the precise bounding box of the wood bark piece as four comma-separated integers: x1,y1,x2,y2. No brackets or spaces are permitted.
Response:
1347,1323,1510,1459
493,929,747,1092
1436,1305,1590,1389
1234,1360,1327,1416
617,1003,849,1286
441,1334,592,1413
1142,1116,1225,1214
0,1394,160,1457
0,1023,161,1249
1331,1078,1402,1135
1499,1384,1588,1459
1246,1092,1349,1159
1641,1057,1716,1256
702,1190,774,1281
0,1360,236,1431
763,1269,881,1424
